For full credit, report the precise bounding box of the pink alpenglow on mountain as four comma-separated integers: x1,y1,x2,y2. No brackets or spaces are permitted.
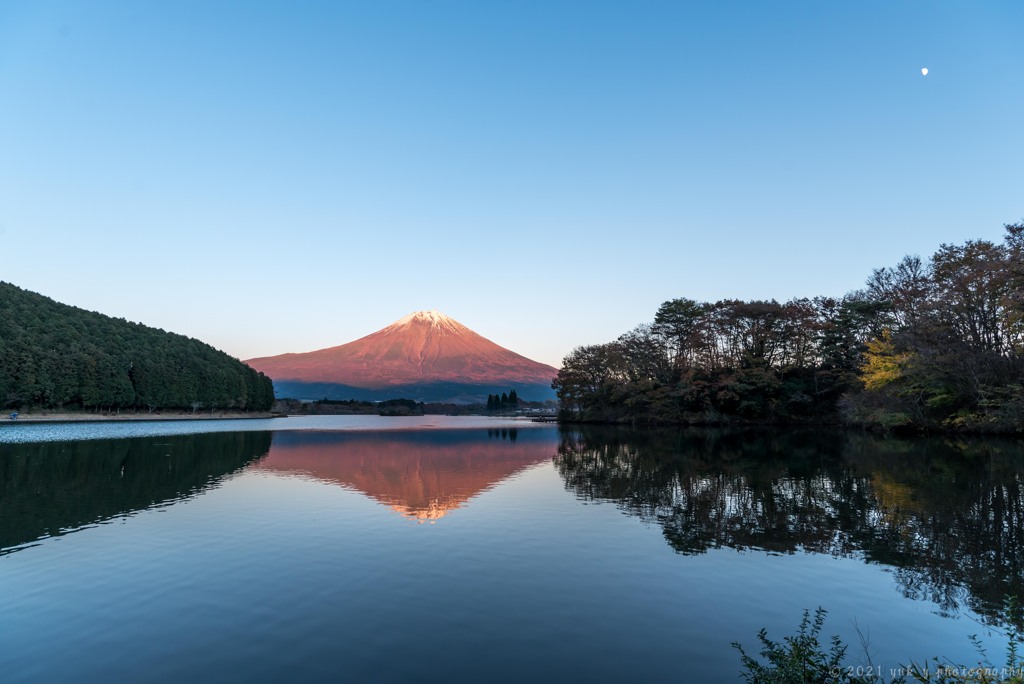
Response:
246,311,558,402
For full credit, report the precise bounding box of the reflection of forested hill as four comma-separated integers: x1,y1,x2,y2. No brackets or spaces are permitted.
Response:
257,429,554,521
0,431,273,553
0,281,275,410
555,427,1024,623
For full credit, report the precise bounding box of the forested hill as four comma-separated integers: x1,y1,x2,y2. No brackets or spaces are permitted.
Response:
0,282,275,411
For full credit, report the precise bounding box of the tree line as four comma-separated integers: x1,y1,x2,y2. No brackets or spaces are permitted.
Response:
486,390,518,411
0,282,275,412
553,222,1024,432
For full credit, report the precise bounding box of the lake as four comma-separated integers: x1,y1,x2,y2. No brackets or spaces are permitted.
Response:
2,416,1022,682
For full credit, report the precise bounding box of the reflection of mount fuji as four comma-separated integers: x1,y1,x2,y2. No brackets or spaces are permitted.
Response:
256,429,556,522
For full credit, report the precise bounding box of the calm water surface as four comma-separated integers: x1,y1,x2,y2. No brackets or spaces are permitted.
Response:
2,416,1023,682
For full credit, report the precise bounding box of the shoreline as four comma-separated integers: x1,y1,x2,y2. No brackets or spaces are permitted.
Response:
3,411,283,425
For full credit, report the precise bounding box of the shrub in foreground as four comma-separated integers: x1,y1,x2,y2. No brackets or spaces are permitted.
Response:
734,604,1024,684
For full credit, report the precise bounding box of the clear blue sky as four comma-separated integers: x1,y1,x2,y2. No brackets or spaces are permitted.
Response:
1,1,1021,367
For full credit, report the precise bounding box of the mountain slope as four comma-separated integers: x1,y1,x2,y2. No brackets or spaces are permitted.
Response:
247,311,557,402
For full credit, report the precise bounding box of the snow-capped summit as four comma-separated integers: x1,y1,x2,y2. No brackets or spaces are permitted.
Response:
386,310,467,335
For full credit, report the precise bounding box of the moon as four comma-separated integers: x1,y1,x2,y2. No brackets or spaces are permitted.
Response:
921,67,929,76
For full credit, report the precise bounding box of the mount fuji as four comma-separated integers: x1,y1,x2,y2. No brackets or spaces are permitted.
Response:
246,311,558,403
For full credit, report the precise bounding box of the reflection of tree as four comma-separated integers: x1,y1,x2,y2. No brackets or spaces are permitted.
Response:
487,428,519,442
555,427,1024,624
0,431,273,553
